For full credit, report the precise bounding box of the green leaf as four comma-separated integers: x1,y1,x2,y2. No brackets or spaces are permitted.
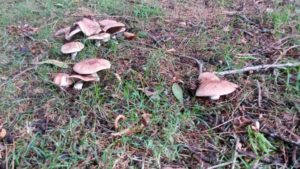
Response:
172,83,183,104
37,59,69,68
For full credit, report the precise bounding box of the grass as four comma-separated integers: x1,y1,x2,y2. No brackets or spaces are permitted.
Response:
0,0,300,168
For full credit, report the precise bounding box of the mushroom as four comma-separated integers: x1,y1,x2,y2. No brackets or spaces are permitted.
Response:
54,26,71,38
103,22,125,34
198,72,220,82
76,18,101,36
99,19,118,27
69,74,98,90
65,27,81,41
124,32,136,40
61,42,84,60
73,58,111,81
53,73,73,87
87,33,111,47
196,72,238,100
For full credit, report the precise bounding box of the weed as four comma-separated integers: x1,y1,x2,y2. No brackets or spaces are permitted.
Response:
247,126,275,155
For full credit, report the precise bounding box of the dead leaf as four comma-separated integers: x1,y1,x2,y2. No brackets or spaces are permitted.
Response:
7,24,38,37
124,32,136,40
138,87,161,100
0,128,7,139
140,113,151,127
172,83,184,104
114,115,126,129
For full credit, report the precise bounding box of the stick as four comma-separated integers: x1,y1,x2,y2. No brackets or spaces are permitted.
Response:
256,80,262,108
174,54,203,79
216,62,300,75
231,136,240,169
207,161,233,169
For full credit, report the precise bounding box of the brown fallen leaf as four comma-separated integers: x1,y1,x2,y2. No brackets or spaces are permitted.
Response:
124,32,136,40
0,128,7,139
140,113,151,127
111,125,144,137
114,115,126,129
7,24,38,37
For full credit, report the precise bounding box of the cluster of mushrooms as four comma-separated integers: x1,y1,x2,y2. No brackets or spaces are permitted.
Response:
52,18,131,90
195,72,238,100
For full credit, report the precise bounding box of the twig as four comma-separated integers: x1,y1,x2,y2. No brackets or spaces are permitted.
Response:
260,128,300,146
256,80,262,108
231,136,240,169
207,161,233,169
0,67,35,89
237,150,284,166
273,45,300,64
200,119,234,133
216,62,300,75
173,54,203,79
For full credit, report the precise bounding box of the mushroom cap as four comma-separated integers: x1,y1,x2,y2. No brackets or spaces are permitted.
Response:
103,22,125,34
196,80,238,97
65,27,81,40
198,72,220,82
69,74,97,81
53,73,73,87
99,19,118,27
54,26,71,37
76,18,101,36
61,42,84,54
87,33,111,40
73,58,111,74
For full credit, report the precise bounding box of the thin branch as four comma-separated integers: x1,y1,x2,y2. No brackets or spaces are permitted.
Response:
256,80,262,108
174,54,203,79
207,161,233,169
231,136,240,169
216,62,300,75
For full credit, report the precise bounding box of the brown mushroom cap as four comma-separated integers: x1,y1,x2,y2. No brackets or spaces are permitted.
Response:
103,22,125,34
198,72,220,82
196,80,238,97
87,33,111,40
73,58,111,74
53,73,73,87
76,18,101,36
99,19,118,27
61,42,84,54
54,26,71,37
69,74,97,81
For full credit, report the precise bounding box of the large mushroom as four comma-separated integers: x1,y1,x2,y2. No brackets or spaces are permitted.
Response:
87,33,111,47
196,72,238,100
73,58,111,81
61,42,84,60
65,26,81,41
76,18,101,36
99,19,118,27
53,73,73,87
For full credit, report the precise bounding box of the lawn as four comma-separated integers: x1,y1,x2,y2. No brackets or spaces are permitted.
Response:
0,0,299,168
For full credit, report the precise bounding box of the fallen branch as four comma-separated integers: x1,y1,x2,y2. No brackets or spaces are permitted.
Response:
216,62,300,75
237,150,284,166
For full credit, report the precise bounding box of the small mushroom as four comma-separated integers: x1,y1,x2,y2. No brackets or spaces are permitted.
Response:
54,26,71,37
103,22,125,34
73,58,111,81
196,80,238,100
53,73,73,87
76,18,101,36
69,74,98,90
87,33,111,47
61,42,84,60
196,72,238,100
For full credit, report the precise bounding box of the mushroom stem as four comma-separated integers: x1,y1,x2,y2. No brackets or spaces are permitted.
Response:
60,75,70,87
210,95,220,100
74,81,83,90
91,73,100,81
96,41,101,47
71,52,78,60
